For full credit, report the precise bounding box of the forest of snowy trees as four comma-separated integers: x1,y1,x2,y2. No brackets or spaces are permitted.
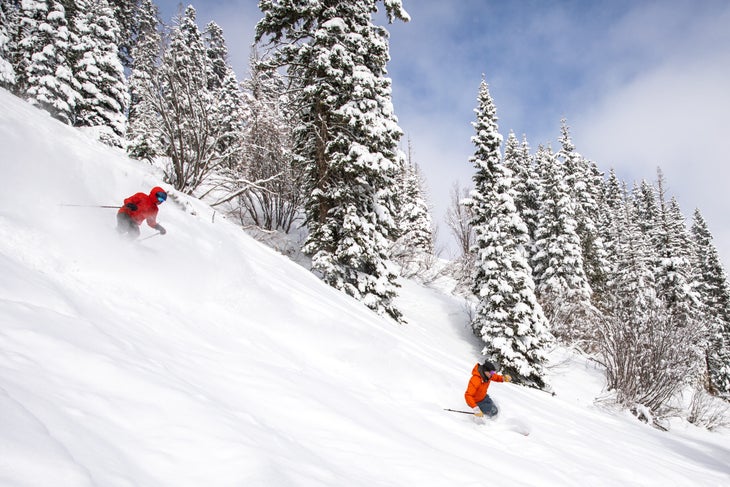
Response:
456,79,730,426
1,0,728,427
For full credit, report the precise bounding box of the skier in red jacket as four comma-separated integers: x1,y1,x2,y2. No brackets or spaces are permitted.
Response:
116,186,168,239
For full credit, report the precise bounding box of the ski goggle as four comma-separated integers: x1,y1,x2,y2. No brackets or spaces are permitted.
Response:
156,192,167,203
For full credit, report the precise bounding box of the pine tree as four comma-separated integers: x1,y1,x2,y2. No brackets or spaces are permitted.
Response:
397,142,433,252
690,209,730,396
256,0,410,321
651,171,701,328
0,1,17,87
632,179,659,236
597,168,625,297
73,0,128,145
532,143,593,342
21,0,81,125
107,0,141,69
503,131,539,242
557,119,609,302
209,66,245,171
125,0,160,160
597,190,686,418
391,143,434,277
204,21,228,90
466,79,550,387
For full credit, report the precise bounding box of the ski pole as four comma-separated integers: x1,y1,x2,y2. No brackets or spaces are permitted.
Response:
59,204,121,209
139,233,162,241
444,408,478,415
507,382,556,397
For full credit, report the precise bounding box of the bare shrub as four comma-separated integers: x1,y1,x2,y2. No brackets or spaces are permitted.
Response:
688,389,730,431
595,305,705,426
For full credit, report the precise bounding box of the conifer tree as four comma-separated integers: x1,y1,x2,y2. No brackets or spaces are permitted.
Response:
597,190,690,418
651,171,701,328
466,79,550,387
632,179,659,236
532,143,593,342
204,21,228,90
557,119,608,301
690,209,730,396
209,67,245,172
21,0,81,125
256,0,410,321
73,0,128,145
125,0,160,160
108,0,141,69
597,168,625,293
391,144,434,277
503,131,540,242
397,143,433,252
0,1,17,88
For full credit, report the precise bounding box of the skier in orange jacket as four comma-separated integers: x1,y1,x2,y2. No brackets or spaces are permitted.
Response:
116,186,168,239
464,360,511,417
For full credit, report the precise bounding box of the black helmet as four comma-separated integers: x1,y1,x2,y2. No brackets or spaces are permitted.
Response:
482,361,496,372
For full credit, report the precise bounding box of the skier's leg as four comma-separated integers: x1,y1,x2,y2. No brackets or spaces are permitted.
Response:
477,395,499,417
117,213,140,239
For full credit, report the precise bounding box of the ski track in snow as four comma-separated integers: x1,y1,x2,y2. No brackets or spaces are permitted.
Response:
0,88,729,486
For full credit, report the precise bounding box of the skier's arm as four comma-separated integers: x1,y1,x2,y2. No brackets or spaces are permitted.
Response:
464,377,480,408
123,194,144,212
491,373,511,383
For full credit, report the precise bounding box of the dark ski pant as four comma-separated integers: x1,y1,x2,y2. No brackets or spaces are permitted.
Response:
477,395,498,417
116,212,140,239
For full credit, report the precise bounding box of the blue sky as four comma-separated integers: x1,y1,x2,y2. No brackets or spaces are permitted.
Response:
156,0,730,268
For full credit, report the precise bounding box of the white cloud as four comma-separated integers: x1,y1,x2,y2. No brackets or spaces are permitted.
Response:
572,3,730,267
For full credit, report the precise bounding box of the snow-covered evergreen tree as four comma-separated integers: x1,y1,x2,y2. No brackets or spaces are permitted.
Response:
597,168,625,299
108,0,141,69
503,131,540,243
465,79,550,387
391,144,434,277
596,190,694,420
209,66,245,172
199,22,245,173
557,119,608,302
532,143,593,342
651,171,702,329
396,142,433,251
690,209,730,396
256,0,410,321
204,21,228,90
125,0,160,160
73,0,128,145
20,0,81,124
632,179,659,237
0,1,17,87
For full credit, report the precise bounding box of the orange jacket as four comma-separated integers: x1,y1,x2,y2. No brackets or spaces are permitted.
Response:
464,363,505,408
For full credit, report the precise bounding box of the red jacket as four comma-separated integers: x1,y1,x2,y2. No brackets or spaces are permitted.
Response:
118,186,165,228
464,363,505,408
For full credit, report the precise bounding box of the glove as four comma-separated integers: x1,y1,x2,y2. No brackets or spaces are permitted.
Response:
504,375,512,382
473,407,484,417
125,202,138,211
155,224,167,235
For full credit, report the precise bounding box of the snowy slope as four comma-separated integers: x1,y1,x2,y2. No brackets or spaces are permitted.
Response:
0,88,729,486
